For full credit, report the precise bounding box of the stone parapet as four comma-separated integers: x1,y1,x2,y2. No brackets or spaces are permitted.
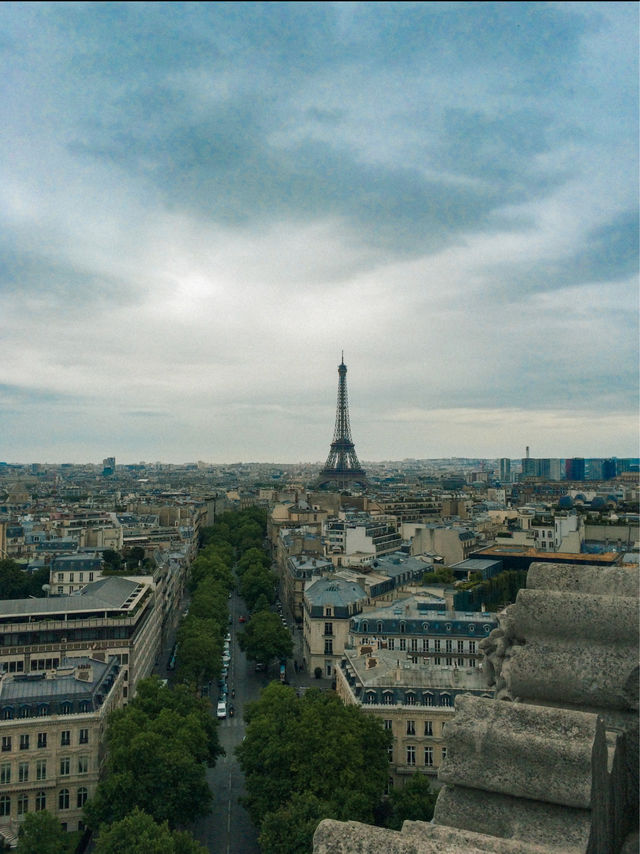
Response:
314,818,567,854
438,696,603,808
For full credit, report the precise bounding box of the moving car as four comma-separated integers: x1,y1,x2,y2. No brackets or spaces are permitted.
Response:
216,700,227,719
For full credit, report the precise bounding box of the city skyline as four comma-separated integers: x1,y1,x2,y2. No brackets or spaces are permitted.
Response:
1,3,638,463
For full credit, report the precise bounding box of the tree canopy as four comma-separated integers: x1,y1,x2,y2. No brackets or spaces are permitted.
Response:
93,808,207,854
84,677,220,830
238,611,293,666
15,810,77,854
0,559,50,600
236,683,391,853
381,772,437,830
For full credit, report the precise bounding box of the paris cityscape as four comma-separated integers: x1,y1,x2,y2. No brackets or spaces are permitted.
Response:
0,2,638,854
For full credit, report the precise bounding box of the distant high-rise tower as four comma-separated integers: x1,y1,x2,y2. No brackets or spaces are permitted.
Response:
317,355,367,489
499,458,511,482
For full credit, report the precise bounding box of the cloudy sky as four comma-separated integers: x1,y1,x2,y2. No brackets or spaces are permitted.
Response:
1,2,637,464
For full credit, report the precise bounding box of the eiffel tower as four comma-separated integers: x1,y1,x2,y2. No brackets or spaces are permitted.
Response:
317,354,367,489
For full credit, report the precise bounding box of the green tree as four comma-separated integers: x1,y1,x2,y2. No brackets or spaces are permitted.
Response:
238,611,293,666
258,792,336,854
102,549,123,572
239,565,276,611
93,808,207,854
176,617,223,688
16,810,75,854
84,678,219,830
0,559,49,600
236,684,390,849
383,772,437,830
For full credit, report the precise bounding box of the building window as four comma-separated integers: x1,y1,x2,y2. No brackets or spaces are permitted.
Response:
60,758,70,776
445,640,453,653
470,658,477,667
458,657,464,667
325,662,332,677
79,701,91,713
19,735,29,751
446,657,453,666
17,794,28,816
324,622,333,636
57,573,63,582
61,731,71,747
61,702,73,715
35,792,46,811
406,720,415,735
397,638,405,651
1,737,11,753
442,747,448,761
434,656,441,665
18,762,28,783
387,638,394,651
441,694,452,707
77,787,88,808
89,572,94,581
324,608,332,617
424,747,433,767
58,789,69,810
69,574,74,582
324,638,333,655
2,708,14,720
387,745,393,762
383,719,392,730
79,573,84,582
383,692,394,705
37,732,47,749
434,640,441,653
0,796,10,817
404,693,416,706
406,745,416,766
78,729,89,745
457,640,464,654
424,720,433,736
399,622,406,634
365,692,377,705
0,764,10,784
361,622,368,633
37,704,49,717
469,641,476,654
423,693,434,707
377,622,383,634
36,760,46,781
18,705,30,719
422,639,429,652
77,756,89,774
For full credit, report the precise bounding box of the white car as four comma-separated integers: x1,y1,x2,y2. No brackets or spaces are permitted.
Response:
216,700,227,719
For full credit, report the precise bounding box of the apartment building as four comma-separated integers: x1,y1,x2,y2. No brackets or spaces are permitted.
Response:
337,649,492,787
0,653,125,844
348,597,497,667
0,576,162,700
302,577,367,679
49,554,104,596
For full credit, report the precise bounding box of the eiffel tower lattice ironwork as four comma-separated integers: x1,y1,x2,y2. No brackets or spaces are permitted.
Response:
317,354,367,489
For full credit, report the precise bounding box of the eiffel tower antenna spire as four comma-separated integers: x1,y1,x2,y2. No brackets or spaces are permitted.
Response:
317,354,367,489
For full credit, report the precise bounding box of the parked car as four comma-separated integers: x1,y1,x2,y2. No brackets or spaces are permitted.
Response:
239,615,246,623
216,700,227,719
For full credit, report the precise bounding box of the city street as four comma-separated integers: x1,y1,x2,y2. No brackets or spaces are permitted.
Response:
190,588,264,854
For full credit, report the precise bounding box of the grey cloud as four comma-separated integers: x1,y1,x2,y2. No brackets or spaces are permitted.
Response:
0,244,144,309
485,209,639,300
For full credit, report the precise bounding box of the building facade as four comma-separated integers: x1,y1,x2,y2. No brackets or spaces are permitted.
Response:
0,654,125,844
302,577,367,679
348,597,497,668
336,649,492,787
